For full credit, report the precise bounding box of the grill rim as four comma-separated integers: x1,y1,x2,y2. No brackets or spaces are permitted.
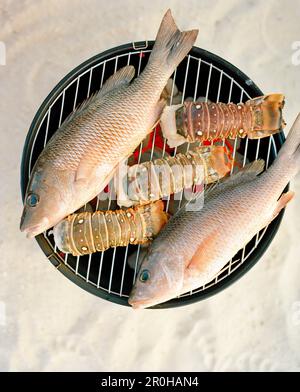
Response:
20,41,287,309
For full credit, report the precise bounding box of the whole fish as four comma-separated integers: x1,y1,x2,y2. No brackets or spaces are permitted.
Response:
128,113,300,309
20,10,198,237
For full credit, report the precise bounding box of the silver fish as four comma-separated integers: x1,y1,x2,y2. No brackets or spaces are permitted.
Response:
20,10,198,237
128,113,300,309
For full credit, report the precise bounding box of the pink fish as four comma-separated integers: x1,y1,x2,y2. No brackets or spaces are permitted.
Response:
20,10,198,237
129,114,300,309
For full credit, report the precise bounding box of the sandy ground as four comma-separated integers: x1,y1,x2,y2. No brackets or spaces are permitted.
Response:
1,0,300,371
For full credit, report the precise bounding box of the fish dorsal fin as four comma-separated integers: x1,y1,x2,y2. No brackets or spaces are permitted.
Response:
59,93,99,129
58,66,135,130
98,65,135,97
172,159,265,217
205,159,265,201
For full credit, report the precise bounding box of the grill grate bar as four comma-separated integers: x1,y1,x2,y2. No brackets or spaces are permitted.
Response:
118,54,134,296
228,78,233,103
164,69,177,213
97,249,105,288
177,55,191,210
214,72,235,286
253,135,277,245
205,63,213,101
243,137,249,167
28,114,46,175
230,137,238,175
73,77,80,111
53,89,67,253
255,139,261,160
181,55,191,100
216,70,223,102
150,127,157,161
87,68,93,97
161,69,177,157
108,247,117,293
185,58,202,161
131,52,145,285
186,58,202,158
137,51,143,75
58,90,66,128
100,61,106,89
226,134,239,275
132,245,141,285
43,110,51,148
84,69,95,281
229,90,245,270
266,135,273,168
120,244,129,296
72,74,84,275
42,111,52,241
194,59,202,101
106,57,120,287
254,138,261,247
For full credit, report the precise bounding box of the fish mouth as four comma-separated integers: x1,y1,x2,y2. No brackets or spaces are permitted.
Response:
128,296,161,310
128,289,178,309
128,300,148,310
20,217,50,238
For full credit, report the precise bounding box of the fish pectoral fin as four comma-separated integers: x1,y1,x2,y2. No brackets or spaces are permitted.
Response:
75,156,117,191
75,158,95,184
272,191,295,219
127,247,148,270
98,65,135,97
148,98,167,130
186,231,218,275
74,177,88,187
183,231,224,291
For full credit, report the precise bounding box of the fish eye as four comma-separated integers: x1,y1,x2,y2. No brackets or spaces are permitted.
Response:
26,192,40,207
139,269,150,283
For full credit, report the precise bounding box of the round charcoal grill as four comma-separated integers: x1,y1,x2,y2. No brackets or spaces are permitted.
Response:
21,42,286,308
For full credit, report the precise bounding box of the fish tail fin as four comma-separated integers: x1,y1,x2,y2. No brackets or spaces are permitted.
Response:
148,9,198,74
137,200,168,237
246,94,285,138
278,112,300,174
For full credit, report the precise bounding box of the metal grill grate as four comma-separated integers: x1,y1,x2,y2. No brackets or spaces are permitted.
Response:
22,43,284,307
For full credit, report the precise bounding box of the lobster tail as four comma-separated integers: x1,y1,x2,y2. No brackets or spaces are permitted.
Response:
53,201,168,256
117,146,233,207
160,94,286,146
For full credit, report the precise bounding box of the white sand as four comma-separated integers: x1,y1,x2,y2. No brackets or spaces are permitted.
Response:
1,0,300,371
